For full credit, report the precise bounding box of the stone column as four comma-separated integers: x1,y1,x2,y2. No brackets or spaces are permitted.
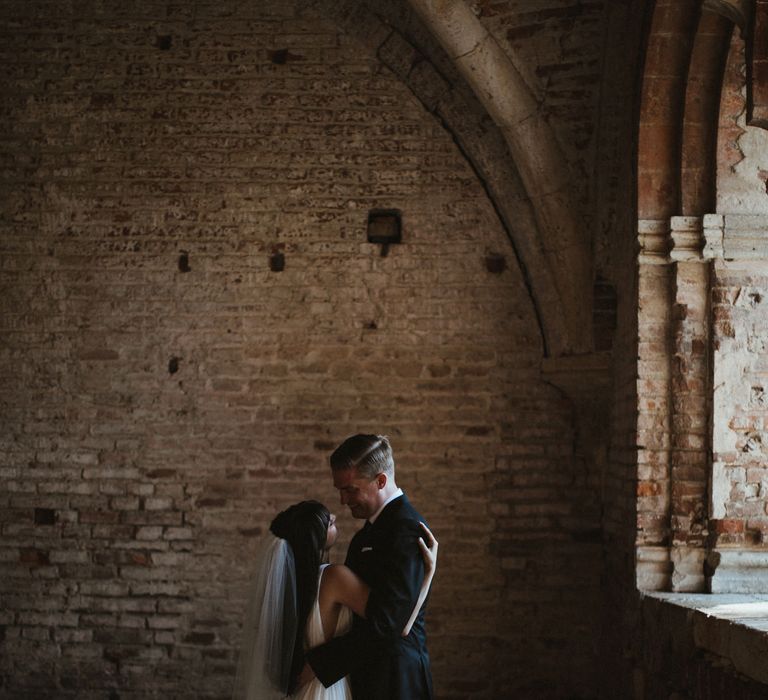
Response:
635,219,674,591
668,216,710,591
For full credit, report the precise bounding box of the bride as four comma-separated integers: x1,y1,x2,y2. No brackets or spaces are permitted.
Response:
232,500,437,700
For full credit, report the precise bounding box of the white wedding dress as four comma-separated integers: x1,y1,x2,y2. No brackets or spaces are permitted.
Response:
293,564,352,700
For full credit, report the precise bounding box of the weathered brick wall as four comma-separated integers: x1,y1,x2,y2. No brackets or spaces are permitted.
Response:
709,31,768,549
710,265,768,546
0,1,602,698
617,11,768,699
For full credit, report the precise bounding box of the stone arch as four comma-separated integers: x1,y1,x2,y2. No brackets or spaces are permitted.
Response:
300,0,592,357
681,12,733,216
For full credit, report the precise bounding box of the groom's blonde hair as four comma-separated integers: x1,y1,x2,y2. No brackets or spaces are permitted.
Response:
330,434,395,479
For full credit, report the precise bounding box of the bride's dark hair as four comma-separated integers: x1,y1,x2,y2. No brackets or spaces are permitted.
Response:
270,500,331,693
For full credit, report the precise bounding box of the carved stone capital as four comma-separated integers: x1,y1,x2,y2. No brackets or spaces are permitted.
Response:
638,219,671,264
670,216,705,261
637,546,672,591
671,546,707,592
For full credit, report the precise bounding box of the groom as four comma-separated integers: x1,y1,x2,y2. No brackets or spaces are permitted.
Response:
306,434,433,699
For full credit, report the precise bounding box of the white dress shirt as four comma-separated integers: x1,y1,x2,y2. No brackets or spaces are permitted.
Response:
368,487,403,525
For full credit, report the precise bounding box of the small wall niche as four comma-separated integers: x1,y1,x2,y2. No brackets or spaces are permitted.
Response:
367,209,402,257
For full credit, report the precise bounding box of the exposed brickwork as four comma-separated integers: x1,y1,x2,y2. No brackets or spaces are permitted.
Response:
669,260,710,552
313,0,570,358
6,0,768,698
635,260,674,554
0,1,602,698
710,28,768,549
627,2,768,696
632,1,701,591
710,267,768,547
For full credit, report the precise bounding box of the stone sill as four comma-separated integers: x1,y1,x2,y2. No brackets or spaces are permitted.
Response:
641,592,768,686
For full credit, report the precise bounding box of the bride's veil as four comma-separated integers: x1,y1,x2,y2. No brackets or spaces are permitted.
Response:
233,533,298,700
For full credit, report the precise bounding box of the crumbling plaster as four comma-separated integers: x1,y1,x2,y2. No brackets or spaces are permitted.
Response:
718,111,768,213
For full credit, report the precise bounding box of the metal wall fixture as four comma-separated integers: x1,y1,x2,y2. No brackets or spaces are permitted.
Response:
367,209,402,257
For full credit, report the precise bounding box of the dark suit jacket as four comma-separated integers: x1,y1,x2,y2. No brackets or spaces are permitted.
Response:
306,494,433,699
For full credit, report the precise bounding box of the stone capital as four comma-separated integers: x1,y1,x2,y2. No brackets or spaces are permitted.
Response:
670,216,705,261
638,219,671,264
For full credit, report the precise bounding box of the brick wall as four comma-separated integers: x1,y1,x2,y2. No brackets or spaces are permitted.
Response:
711,31,768,549
0,1,602,698
619,8,768,698
710,266,768,546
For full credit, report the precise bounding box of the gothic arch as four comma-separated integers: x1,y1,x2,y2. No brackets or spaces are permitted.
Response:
300,0,593,357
